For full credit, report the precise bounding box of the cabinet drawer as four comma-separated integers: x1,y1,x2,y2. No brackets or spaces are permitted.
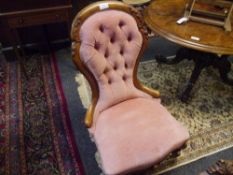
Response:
7,10,69,28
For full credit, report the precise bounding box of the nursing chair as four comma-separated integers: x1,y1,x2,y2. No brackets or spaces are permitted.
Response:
71,1,189,174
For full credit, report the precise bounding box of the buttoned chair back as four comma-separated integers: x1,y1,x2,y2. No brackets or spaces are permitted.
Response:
71,1,189,174
71,1,156,128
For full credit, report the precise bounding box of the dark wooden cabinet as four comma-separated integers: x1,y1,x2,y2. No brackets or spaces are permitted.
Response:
6,7,71,28
0,0,98,50
0,0,73,76
0,0,72,48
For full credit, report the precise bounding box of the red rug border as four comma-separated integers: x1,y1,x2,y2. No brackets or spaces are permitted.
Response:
51,52,85,175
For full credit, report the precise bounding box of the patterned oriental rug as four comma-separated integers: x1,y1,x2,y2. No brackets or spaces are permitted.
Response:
0,55,84,175
76,59,233,174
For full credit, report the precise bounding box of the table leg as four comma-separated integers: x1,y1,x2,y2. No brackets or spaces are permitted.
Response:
180,61,205,102
155,47,232,102
215,56,233,85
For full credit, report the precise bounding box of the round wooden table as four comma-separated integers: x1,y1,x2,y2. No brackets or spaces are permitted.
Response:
144,0,233,102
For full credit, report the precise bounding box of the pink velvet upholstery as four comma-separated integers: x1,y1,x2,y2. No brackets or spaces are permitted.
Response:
79,9,189,175
95,98,189,175
80,10,151,129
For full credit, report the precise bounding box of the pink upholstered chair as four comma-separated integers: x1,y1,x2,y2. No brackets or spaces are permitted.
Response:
71,1,189,174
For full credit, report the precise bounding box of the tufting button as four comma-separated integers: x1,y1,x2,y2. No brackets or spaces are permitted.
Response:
99,25,104,32
127,33,132,42
110,37,115,43
125,63,128,68
122,75,127,81
104,49,109,58
113,65,117,70
110,33,115,43
108,79,112,84
103,68,108,74
119,21,125,28
120,47,124,55
94,42,100,50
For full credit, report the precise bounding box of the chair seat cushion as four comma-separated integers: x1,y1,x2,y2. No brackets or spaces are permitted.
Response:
94,97,189,175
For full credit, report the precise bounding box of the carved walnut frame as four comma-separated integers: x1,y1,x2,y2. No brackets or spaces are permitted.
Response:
71,1,160,128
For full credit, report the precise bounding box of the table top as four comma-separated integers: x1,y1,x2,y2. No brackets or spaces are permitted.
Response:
122,0,151,5
144,0,233,55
